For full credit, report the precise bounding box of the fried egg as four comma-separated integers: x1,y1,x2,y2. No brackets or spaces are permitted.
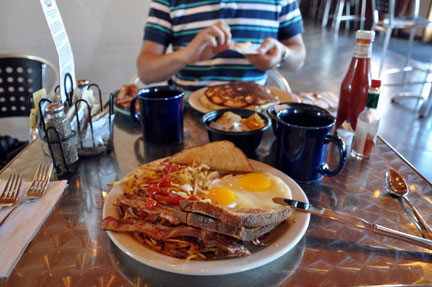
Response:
203,172,292,209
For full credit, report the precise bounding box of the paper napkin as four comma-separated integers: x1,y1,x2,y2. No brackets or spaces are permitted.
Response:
0,179,68,279
300,92,339,111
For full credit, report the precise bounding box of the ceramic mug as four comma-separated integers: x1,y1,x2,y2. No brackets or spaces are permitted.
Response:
130,86,184,144
275,103,347,182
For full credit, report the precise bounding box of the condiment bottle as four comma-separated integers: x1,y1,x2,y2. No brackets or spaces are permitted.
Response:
351,79,381,159
335,30,375,131
44,102,79,175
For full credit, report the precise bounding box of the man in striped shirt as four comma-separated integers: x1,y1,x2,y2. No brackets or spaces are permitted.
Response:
137,0,306,92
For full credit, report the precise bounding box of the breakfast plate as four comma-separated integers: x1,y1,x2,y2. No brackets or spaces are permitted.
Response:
108,231,305,286
112,90,131,117
103,159,310,276
188,86,301,114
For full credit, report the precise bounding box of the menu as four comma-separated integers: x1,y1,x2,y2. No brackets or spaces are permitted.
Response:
39,0,76,103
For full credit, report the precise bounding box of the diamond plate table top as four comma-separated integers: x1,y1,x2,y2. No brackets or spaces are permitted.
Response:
1,108,431,287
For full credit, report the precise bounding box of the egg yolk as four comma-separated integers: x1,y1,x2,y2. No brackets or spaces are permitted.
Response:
206,187,236,206
240,173,272,191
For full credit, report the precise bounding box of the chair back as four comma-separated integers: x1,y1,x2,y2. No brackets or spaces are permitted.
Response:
373,0,421,28
0,54,57,118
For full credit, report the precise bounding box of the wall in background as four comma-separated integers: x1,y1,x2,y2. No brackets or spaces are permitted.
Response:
0,1,151,93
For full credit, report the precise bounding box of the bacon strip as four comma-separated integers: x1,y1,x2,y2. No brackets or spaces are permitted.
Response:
103,216,200,239
102,216,250,256
201,229,251,256
119,195,181,225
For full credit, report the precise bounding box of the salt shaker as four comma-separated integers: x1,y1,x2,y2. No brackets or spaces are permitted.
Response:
44,102,79,175
75,79,90,101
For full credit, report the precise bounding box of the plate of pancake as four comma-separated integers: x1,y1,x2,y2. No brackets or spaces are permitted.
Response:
188,81,300,113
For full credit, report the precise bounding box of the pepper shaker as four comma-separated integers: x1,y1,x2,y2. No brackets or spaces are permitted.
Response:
44,102,79,175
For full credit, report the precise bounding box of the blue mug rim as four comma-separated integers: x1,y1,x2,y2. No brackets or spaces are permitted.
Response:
137,86,184,102
276,103,335,130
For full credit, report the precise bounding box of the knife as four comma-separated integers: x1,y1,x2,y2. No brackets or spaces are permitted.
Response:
273,198,432,250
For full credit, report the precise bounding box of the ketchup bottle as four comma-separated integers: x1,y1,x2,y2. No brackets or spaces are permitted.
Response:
335,30,375,131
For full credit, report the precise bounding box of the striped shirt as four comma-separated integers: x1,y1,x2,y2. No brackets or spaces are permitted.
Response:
144,0,304,91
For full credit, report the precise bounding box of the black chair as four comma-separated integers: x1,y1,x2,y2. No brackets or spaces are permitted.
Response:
0,54,57,169
0,54,57,118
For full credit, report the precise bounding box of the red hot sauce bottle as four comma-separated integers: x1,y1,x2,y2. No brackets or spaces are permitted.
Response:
335,30,375,131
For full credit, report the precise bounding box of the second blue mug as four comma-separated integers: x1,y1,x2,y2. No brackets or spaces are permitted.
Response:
275,103,347,182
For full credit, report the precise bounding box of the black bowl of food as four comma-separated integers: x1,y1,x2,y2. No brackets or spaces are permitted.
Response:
202,108,270,153
266,102,292,135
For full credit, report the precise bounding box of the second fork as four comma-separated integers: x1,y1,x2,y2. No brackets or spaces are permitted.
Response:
0,163,53,226
0,174,22,208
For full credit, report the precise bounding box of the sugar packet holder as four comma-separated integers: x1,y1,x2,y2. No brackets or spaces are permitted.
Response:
38,73,114,175
62,74,114,156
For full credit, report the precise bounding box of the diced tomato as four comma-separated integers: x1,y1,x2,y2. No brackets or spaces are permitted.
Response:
159,187,169,195
164,163,178,173
145,183,160,197
159,175,172,187
165,193,183,206
146,197,158,210
155,194,166,203
188,194,199,201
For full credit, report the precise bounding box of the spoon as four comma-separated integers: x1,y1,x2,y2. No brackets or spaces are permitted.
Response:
385,169,432,239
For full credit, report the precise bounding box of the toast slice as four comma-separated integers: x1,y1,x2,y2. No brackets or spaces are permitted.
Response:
169,141,252,173
179,200,292,228
174,207,282,241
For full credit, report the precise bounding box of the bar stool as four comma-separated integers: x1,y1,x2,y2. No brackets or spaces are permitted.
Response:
322,0,367,33
373,0,432,78
372,0,432,117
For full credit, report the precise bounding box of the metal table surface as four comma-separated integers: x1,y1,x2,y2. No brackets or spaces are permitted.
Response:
1,106,431,287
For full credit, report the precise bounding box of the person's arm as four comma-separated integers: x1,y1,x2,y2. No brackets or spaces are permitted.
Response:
137,20,232,85
244,34,306,72
136,41,184,84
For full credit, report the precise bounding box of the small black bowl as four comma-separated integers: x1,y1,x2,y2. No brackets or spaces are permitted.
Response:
266,102,292,135
202,108,270,154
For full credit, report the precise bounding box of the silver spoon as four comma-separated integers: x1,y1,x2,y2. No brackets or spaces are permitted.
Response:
385,169,432,239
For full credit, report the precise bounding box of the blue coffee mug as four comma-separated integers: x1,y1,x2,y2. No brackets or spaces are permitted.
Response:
130,86,184,144
275,103,347,182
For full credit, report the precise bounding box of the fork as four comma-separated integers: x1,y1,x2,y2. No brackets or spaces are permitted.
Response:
0,174,23,208
0,163,53,226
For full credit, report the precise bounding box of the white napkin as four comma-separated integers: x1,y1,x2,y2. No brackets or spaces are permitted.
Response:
0,179,67,279
299,91,339,111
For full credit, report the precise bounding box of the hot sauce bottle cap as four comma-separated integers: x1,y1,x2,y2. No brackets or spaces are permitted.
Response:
355,30,375,41
371,79,381,88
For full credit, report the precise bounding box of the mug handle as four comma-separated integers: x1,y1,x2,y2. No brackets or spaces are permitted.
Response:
319,134,347,177
129,97,140,123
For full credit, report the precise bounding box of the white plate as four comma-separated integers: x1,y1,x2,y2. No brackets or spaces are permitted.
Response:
103,159,310,276
188,86,300,114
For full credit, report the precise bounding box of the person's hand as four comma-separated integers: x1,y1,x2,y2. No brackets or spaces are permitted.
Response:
179,20,231,65
244,38,287,71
